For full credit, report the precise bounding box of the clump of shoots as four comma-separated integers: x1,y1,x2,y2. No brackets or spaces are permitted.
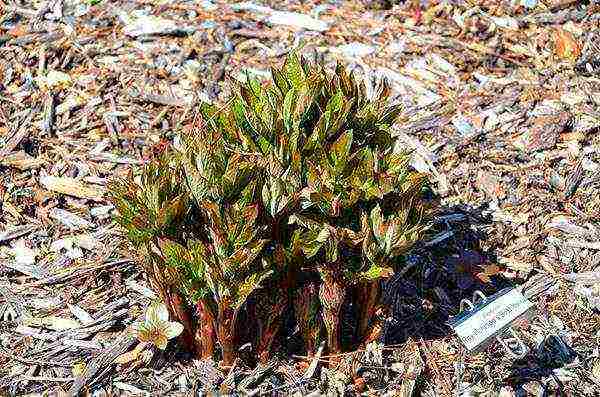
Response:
109,52,432,365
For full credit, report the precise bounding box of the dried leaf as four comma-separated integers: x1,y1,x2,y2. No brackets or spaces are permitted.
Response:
49,208,93,230
36,70,73,91
555,28,581,63
71,362,86,377
68,304,95,325
592,359,600,381
7,25,28,38
42,316,81,330
475,264,501,283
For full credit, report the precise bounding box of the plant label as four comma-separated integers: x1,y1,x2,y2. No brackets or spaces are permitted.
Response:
448,288,534,353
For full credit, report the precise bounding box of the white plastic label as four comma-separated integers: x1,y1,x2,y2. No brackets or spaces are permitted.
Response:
451,288,534,352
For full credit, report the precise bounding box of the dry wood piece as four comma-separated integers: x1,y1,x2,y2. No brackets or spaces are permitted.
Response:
0,107,37,158
0,224,37,243
68,332,137,396
0,151,45,170
39,175,105,201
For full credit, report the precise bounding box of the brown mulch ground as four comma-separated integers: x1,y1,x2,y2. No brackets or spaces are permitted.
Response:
1,0,600,395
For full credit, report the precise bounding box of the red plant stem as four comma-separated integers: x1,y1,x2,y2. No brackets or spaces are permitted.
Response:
196,299,216,359
256,295,287,364
357,281,380,342
169,291,198,354
318,270,346,358
217,305,237,367
294,283,319,357
362,306,387,346
257,322,278,364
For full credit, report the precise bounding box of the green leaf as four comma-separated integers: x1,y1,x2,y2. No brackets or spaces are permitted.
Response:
306,110,330,151
234,269,273,310
370,205,383,242
283,89,297,134
158,238,188,268
262,178,288,218
325,89,343,114
272,67,290,94
357,265,394,282
328,130,353,172
284,53,306,88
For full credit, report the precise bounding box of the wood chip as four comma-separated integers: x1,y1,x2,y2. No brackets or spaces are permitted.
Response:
0,224,37,243
68,331,137,396
49,208,93,230
563,271,600,285
0,107,37,158
39,175,105,201
0,151,45,170
1,259,48,279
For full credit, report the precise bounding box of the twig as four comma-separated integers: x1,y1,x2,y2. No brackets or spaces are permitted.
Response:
42,92,55,136
208,52,231,100
292,343,409,362
454,350,465,397
0,282,29,319
563,239,600,251
0,346,70,367
1,5,37,18
248,378,307,396
129,90,190,107
0,106,38,159
67,331,137,396
424,230,454,246
303,341,325,380
34,0,58,21
419,338,452,396
19,375,74,382
19,259,132,288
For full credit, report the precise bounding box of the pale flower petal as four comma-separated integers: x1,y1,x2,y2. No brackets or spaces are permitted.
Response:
154,334,169,350
146,301,169,324
164,321,184,339
135,324,152,343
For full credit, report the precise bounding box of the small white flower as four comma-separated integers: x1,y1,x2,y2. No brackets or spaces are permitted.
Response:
132,301,183,350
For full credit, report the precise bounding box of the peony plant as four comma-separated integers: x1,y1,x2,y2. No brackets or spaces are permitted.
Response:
109,52,432,365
